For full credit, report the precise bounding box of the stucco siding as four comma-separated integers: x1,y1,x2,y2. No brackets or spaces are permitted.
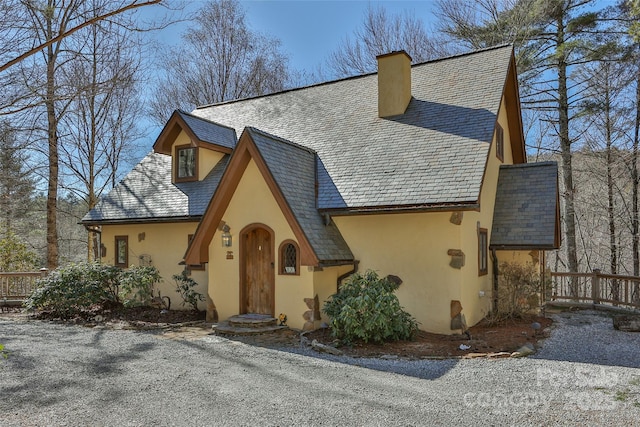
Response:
333,212,461,334
207,159,314,329
100,222,207,310
459,96,517,327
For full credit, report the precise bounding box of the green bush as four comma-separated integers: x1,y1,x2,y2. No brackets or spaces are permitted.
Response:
173,271,204,311
120,266,161,307
25,263,119,316
323,270,419,345
24,263,161,316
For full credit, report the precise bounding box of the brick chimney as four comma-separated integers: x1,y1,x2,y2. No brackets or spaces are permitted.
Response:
376,50,412,118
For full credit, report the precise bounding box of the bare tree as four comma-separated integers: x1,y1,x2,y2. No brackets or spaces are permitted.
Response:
149,0,290,125
327,5,446,78
0,0,164,269
59,3,145,261
0,0,162,73
578,61,631,280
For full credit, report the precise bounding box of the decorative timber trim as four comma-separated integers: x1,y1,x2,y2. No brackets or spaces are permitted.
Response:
153,110,234,155
184,129,320,266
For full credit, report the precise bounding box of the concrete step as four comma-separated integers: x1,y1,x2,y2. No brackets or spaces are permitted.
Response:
214,314,287,336
213,322,288,336
227,313,278,329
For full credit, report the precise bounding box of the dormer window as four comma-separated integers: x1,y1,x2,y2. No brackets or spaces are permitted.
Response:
176,145,197,182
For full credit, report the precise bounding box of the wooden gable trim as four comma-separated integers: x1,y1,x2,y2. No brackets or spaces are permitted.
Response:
245,138,319,266
184,136,251,265
503,53,526,164
476,49,527,210
184,130,320,266
153,111,233,155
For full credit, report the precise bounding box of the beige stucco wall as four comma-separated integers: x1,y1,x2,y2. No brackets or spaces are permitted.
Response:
207,159,317,329
458,96,516,327
199,150,225,181
496,250,542,273
100,222,208,310
333,212,462,333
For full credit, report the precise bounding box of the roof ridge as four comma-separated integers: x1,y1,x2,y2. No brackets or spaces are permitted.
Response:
411,43,512,67
195,44,513,111
177,109,237,133
500,161,557,169
246,127,317,155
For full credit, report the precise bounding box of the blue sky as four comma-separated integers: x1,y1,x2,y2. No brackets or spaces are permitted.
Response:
145,1,440,73
131,1,440,158
239,0,439,72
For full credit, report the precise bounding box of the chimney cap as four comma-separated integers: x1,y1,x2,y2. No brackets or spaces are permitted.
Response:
376,50,412,62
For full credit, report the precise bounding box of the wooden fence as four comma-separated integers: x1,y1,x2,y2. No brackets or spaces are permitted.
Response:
550,270,640,309
0,269,48,309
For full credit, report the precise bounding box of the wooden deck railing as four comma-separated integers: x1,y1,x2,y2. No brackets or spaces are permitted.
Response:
550,270,640,309
0,269,48,309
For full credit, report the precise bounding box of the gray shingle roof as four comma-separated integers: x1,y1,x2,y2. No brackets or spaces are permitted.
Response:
176,110,236,150
490,161,559,249
82,152,228,223
247,128,353,262
194,45,513,209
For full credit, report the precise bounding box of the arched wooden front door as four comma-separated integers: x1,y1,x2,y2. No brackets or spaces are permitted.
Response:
240,224,274,315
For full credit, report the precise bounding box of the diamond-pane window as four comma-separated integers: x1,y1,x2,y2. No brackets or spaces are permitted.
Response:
279,241,299,275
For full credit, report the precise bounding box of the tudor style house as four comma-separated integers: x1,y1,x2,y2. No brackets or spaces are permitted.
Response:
82,45,560,333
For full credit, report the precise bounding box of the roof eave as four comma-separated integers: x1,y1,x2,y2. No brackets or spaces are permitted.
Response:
81,215,202,226
490,243,560,250
317,259,357,267
320,202,480,216
153,110,234,155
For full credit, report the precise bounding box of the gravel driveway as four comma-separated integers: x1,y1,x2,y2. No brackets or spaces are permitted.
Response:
2,310,640,426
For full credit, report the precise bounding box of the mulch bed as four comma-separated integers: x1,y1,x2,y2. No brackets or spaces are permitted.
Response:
28,305,205,328
303,315,553,359
6,307,552,359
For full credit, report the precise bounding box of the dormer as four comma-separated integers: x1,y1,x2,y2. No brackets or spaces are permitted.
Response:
153,110,237,183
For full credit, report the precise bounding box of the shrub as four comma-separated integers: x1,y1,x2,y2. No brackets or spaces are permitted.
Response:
495,261,544,319
24,263,162,316
120,266,162,307
323,270,419,345
25,263,121,317
173,271,204,311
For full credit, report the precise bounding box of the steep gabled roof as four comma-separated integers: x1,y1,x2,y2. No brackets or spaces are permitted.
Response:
154,109,237,155
185,128,353,266
490,162,561,249
81,152,228,224
249,128,353,262
194,45,521,212
84,45,525,229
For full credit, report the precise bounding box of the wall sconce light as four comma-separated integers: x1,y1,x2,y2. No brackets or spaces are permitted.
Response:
221,225,232,247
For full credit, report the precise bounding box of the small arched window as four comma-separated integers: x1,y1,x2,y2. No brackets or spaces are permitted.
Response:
279,240,300,275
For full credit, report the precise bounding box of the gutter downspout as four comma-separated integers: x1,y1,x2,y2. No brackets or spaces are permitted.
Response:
491,249,499,313
83,225,102,263
337,260,359,292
